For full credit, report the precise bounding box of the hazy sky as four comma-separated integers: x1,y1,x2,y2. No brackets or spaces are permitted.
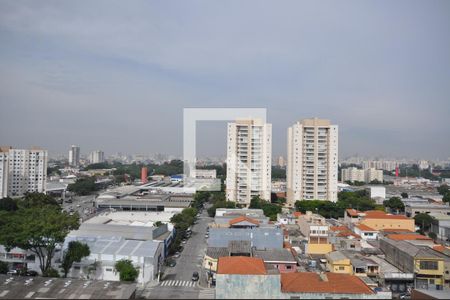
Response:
1,1,449,160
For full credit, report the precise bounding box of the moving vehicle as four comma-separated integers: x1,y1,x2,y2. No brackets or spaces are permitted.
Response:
192,271,199,281
166,260,176,267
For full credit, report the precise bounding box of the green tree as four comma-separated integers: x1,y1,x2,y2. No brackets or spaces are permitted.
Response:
43,267,60,278
401,192,409,199
438,185,449,195
428,231,437,241
68,177,98,195
20,192,59,208
115,259,139,282
0,197,18,211
61,241,91,277
154,221,163,227
0,261,8,274
414,213,434,232
443,193,450,204
0,204,80,274
249,196,263,209
383,197,405,213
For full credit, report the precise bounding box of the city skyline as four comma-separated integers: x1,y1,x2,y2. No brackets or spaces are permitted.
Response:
1,1,449,160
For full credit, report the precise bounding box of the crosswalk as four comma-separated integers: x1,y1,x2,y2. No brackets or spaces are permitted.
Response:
198,288,215,299
160,280,198,288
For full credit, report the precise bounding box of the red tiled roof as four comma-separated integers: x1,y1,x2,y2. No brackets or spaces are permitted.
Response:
346,209,361,217
363,210,409,220
217,256,267,275
387,234,432,241
293,212,302,217
330,226,349,232
381,229,413,233
355,224,377,232
229,216,260,226
433,245,447,253
281,272,373,294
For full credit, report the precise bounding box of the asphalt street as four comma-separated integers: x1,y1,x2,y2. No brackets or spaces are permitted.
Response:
138,207,215,299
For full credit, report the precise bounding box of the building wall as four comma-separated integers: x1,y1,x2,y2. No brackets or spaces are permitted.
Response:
361,218,415,232
0,148,47,198
226,119,272,206
326,258,353,275
286,118,338,206
216,274,281,299
203,255,219,273
307,243,333,255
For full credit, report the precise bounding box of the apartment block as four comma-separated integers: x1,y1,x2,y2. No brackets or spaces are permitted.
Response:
298,211,333,254
89,150,104,164
226,119,272,206
287,118,338,206
68,145,80,167
0,146,48,198
341,167,383,183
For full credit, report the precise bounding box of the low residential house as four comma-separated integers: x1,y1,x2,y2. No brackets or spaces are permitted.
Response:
342,251,380,277
345,209,365,224
298,211,333,255
359,210,415,232
215,257,391,299
208,227,284,250
253,249,297,273
277,213,297,225
353,224,379,240
280,272,392,299
203,242,296,274
228,216,260,229
380,237,446,289
0,246,39,274
215,256,281,299
326,251,352,274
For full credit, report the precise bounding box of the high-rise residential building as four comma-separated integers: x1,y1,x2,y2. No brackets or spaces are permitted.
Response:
0,146,48,198
341,167,383,183
362,160,397,171
89,150,105,164
286,118,338,206
341,167,365,183
226,119,272,206
365,168,383,183
68,145,80,167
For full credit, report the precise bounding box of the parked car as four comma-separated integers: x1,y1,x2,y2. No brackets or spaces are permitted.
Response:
7,269,19,276
24,270,38,276
181,239,187,244
192,271,199,281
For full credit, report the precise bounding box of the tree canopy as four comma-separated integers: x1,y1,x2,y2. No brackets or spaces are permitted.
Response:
115,259,139,282
68,177,98,195
383,197,405,213
61,241,90,277
414,213,434,233
0,193,80,275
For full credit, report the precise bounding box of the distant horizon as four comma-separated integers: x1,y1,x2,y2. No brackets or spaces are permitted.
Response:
1,1,449,160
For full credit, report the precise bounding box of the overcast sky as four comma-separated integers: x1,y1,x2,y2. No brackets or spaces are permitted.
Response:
0,1,449,160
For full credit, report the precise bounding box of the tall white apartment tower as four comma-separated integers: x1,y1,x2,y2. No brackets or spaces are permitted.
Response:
0,146,48,198
226,119,272,206
69,145,80,167
287,118,338,206
89,150,105,164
